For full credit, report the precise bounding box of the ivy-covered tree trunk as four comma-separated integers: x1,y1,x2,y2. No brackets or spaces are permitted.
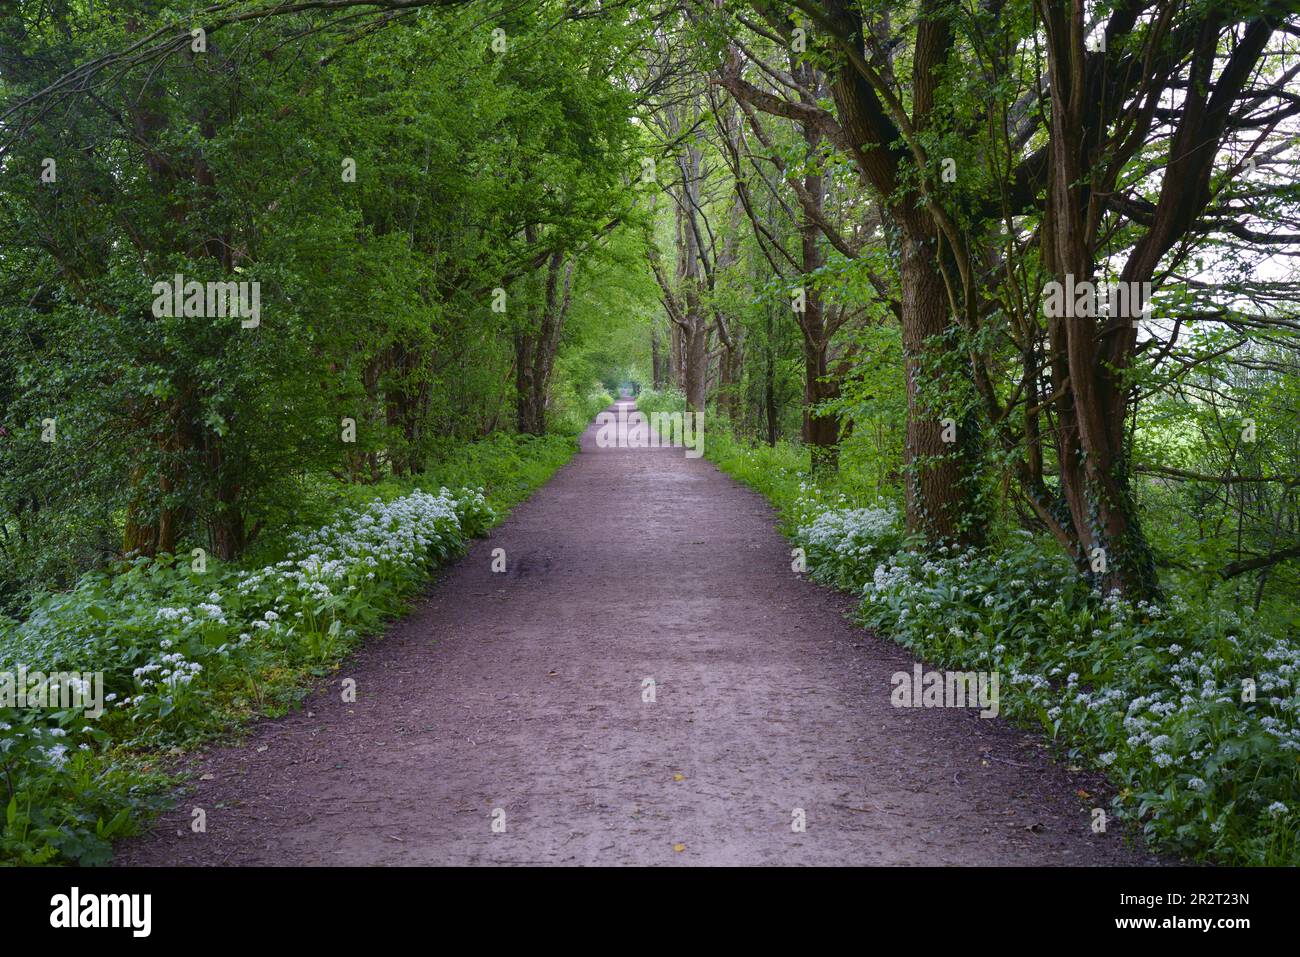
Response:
797,189,838,472
1035,1,1161,600
122,457,159,558
1041,159,1157,597
719,0,984,546
898,235,979,545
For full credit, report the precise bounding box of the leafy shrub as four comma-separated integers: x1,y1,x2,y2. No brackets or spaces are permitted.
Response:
549,383,615,436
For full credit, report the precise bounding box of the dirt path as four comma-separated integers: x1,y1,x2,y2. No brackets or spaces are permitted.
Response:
117,402,1156,866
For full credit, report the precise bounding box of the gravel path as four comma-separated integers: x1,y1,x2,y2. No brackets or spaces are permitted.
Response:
116,402,1157,866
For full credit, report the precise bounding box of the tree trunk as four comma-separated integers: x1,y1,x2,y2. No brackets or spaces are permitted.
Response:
122,458,159,558
803,341,839,471
765,306,778,446
651,325,665,389
797,190,839,471
1037,2,1161,598
208,502,246,561
514,251,574,435
820,4,979,544
514,332,545,434
682,317,708,413
900,234,977,545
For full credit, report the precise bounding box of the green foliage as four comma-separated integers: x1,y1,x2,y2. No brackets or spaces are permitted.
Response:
549,384,615,437
0,1,656,608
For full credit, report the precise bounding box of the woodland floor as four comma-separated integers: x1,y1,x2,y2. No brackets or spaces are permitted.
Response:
116,401,1159,866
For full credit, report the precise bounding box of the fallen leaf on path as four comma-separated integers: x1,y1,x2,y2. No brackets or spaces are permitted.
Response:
673,773,684,781
673,843,686,852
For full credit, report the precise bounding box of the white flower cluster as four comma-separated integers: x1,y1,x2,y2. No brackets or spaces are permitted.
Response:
122,488,482,714
796,503,900,587
236,488,466,602
799,505,897,552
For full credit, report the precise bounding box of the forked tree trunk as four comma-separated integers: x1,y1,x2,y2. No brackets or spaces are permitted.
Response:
515,250,574,435
1036,1,1165,599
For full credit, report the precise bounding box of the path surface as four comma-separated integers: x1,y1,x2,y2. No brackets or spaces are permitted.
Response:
117,401,1156,866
